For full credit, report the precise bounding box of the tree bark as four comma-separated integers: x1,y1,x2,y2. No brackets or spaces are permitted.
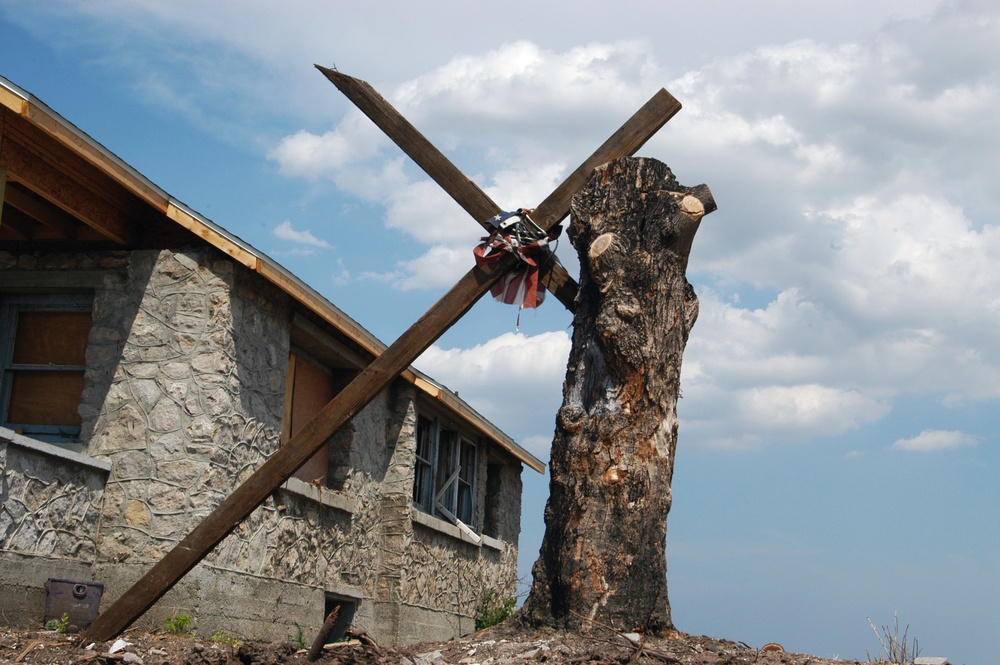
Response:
521,156,714,634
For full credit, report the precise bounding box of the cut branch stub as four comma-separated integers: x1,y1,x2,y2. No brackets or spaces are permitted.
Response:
587,232,619,289
521,156,714,635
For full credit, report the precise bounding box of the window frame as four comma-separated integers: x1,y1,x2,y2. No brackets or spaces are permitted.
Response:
456,438,477,525
411,409,479,529
0,291,94,444
413,415,435,512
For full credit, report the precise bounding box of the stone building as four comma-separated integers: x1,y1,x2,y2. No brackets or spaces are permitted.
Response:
0,75,543,645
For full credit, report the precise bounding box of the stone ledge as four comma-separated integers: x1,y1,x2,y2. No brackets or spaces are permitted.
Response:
280,476,357,513
481,534,504,551
409,508,505,551
0,426,111,474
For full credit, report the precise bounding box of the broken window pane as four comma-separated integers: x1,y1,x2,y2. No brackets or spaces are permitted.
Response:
434,428,458,520
413,415,434,510
457,439,476,525
412,413,482,531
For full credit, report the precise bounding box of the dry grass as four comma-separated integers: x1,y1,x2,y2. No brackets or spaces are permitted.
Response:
866,612,920,664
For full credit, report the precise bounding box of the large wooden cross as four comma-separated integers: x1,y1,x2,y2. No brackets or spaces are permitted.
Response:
84,68,681,641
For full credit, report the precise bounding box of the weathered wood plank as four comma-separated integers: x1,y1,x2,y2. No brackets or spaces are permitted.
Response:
1,206,36,240
317,67,501,226
1,110,152,246
84,74,681,641
3,183,80,239
0,165,6,224
317,67,583,312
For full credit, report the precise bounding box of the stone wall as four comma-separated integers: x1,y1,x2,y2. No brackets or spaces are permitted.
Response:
85,248,290,568
0,428,110,625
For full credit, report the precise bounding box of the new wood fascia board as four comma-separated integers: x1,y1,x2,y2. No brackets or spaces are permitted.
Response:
164,202,258,269
0,86,27,116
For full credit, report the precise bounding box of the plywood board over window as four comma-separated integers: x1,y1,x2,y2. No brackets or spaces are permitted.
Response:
0,293,93,444
282,350,354,486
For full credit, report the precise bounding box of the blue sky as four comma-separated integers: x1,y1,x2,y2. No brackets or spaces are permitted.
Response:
2,1,998,662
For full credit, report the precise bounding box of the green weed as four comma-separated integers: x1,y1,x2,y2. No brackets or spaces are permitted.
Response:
475,588,516,630
289,622,308,650
163,612,194,635
45,613,70,634
211,630,241,648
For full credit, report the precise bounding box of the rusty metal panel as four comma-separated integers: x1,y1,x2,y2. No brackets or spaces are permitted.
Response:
44,579,104,629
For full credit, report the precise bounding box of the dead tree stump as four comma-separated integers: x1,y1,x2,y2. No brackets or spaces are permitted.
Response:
521,156,714,634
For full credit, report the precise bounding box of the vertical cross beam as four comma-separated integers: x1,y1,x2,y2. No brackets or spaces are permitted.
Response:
83,73,681,642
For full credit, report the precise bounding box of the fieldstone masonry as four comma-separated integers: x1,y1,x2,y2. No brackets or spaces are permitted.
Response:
0,428,110,619
0,246,524,645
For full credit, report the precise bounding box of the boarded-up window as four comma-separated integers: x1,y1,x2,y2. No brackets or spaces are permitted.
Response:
1,294,93,443
283,352,334,484
282,350,354,486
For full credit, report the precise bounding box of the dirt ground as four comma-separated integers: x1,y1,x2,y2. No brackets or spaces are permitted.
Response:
0,618,868,665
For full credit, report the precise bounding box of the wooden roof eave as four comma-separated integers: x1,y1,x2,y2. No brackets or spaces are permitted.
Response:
0,74,544,474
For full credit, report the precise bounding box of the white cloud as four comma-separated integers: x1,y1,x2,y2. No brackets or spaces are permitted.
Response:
268,113,388,180
264,41,664,290
387,9,1000,451
364,245,473,291
415,331,571,447
269,129,356,179
736,384,889,436
382,180,480,246
892,429,979,452
646,8,1000,452
392,40,661,153
260,7,1000,456
265,40,663,186
272,220,331,249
